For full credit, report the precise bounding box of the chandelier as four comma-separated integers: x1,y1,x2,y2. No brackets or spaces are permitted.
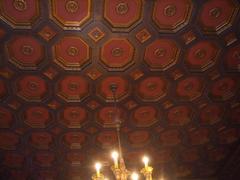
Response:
91,84,154,180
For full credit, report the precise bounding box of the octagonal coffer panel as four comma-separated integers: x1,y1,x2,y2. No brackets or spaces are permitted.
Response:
188,128,210,145
6,35,45,70
104,0,143,31
57,75,89,102
65,152,85,166
152,0,193,33
97,76,130,102
63,132,87,149
50,0,91,30
180,148,200,162
0,0,40,28
59,106,88,128
3,152,24,168
199,104,224,125
127,130,151,147
131,105,159,127
23,106,53,128
136,76,168,102
185,40,221,72
198,0,239,34
209,77,238,101
96,106,126,128
100,38,134,71
167,105,193,126
207,147,228,162
144,38,180,71
224,43,240,71
159,129,182,147
0,132,19,150
217,128,239,144
33,152,55,167
53,36,90,70
96,130,117,149
15,75,48,102
176,76,205,101
29,132,53,150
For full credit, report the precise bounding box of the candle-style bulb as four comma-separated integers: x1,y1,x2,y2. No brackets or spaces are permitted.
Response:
95,162,102,177
142,156,149,168
131,172,139,180
111,151,119,168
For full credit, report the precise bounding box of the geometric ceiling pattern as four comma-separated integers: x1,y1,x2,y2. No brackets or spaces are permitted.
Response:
0,0,240,179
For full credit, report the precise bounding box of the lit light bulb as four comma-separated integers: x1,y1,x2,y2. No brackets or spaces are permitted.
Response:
131,172,139,180
142,156,149,168
95,162,102,176
111,151,119,168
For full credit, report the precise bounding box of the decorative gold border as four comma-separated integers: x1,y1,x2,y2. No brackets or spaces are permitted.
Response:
88,27,105,42
103,0,144,31
22,106,53,128
5,36,45,70
56,76,90,103
209,77,237,101
15,76,48,102
135,76,169,102
100,37,135,71
96,76,131,103
62,132,87,149
184,41,221,72
58,107,88,128
49,0,91,30
130,105,159,128
176,76,204,102
135,28,152,44
127,130,151,148
0,0,40,29
152,0,193,33
198,0,240,34
52,36,91,71
95,106,126,128
95,130,118,149
144,39,180,71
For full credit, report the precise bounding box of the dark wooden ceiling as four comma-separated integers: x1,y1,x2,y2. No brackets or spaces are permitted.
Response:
0,0,240,179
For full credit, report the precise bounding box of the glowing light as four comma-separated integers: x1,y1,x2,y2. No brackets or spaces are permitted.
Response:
95,162,102,176
111,151,119,168
131,172,139,180
142,156,149,168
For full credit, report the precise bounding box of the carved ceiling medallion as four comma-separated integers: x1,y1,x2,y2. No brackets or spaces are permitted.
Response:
65,0,79,13
116,2,129,15
13,0,27,11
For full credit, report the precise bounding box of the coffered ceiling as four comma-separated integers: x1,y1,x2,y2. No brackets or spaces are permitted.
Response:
0,0,240,179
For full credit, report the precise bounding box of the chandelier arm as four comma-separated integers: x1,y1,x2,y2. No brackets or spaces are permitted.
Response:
111,83,123,159
117,125,123,160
